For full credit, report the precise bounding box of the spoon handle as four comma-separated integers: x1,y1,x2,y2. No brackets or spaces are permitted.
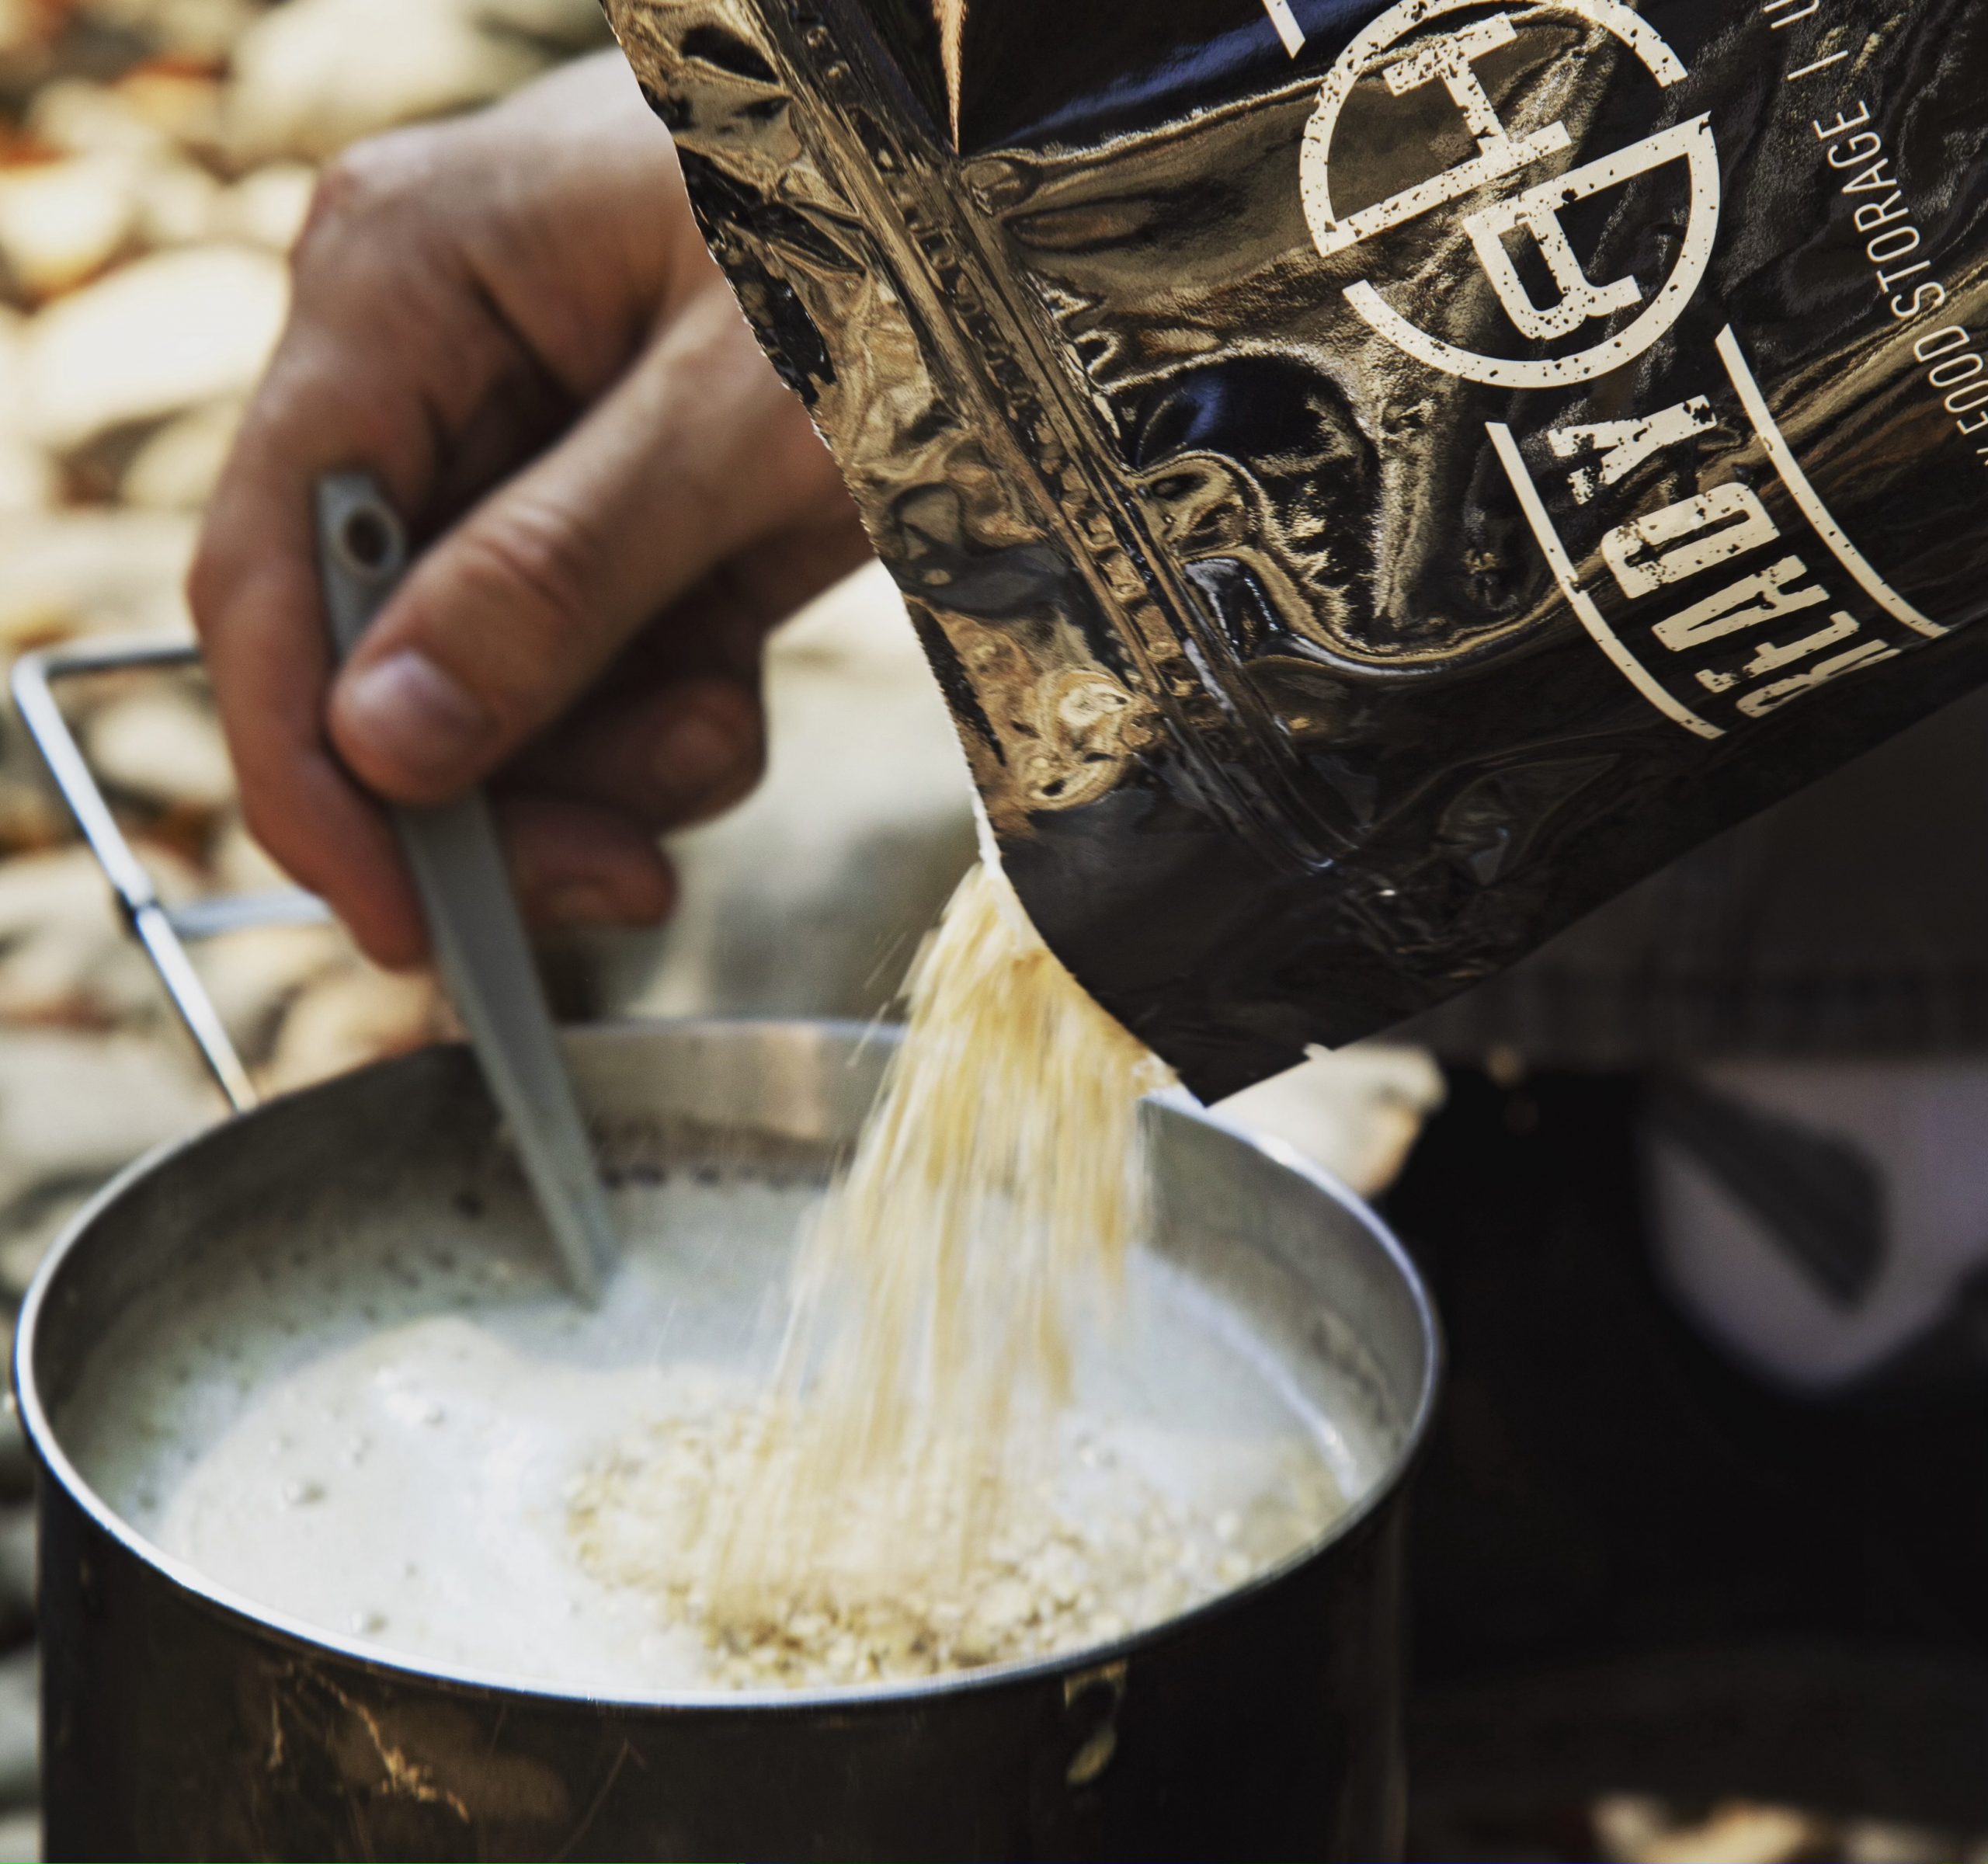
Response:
315,470,614,1305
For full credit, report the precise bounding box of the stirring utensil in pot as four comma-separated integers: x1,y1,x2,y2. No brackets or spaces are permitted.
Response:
315,470,616,1304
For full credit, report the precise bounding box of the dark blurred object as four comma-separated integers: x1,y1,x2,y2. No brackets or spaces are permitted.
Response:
1388,1069,1988,1849
1405,685,1988,1073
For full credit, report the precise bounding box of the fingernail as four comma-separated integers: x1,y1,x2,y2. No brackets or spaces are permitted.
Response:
544,882,621,926
338,650,492,784
653,707,743,802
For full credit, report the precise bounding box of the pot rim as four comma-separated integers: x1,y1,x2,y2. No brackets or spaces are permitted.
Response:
15,1014,1443,1713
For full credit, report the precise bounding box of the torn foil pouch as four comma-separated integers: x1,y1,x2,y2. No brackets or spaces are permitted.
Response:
606,0,1988,1097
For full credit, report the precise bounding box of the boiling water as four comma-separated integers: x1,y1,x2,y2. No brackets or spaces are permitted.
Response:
59,1171,1362,1695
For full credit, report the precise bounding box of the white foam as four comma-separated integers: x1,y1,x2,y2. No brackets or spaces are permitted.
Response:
59,1173,1352,1693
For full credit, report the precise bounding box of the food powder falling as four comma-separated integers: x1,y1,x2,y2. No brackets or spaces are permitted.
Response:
693,859,1179,1650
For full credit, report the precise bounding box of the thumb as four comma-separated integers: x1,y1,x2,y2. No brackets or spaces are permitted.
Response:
328,284,830,803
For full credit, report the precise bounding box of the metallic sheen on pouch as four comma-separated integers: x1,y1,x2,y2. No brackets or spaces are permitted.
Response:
605,0,1988,1097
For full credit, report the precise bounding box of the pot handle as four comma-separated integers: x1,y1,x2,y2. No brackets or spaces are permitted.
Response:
10,637,329,1113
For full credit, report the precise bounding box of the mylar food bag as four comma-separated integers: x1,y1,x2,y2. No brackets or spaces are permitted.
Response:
606,0,1988,1097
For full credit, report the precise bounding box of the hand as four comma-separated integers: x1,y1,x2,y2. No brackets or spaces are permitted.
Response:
189,52,871,967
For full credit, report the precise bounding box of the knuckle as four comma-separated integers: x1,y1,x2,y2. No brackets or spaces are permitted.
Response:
298,127,440,253
301,153,381,246
662,707,765,824
318,129,424,209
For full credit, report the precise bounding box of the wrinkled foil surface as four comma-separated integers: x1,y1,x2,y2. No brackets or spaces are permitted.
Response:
606,0,1988,1097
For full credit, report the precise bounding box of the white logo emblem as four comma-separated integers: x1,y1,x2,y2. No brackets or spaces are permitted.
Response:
1299,0,1720,388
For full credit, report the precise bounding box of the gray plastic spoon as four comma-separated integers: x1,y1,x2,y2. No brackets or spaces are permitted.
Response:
315,471,616,1304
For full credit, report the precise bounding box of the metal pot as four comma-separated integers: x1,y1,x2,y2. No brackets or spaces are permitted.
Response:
18,1017,1439,1862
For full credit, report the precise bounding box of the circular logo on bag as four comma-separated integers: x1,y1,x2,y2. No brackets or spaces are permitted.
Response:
1298,0,1719,389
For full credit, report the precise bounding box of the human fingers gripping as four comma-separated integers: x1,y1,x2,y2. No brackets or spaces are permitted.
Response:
189,352,436,969
491,510,877,833
497,795,676,930
190,311,525,965
506,674,767,829
195,63,864,954
411,498,877,841
327,278,851,806
191,118,613,964
203,530,427,966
